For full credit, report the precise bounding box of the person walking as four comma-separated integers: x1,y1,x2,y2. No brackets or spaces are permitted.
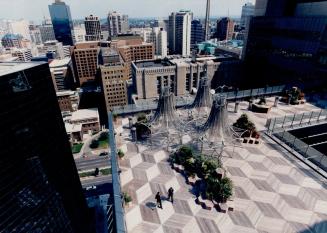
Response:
168,187,174,203
155,192,162,209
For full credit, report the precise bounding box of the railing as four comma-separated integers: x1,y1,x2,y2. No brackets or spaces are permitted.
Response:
274,130,327,173
113,85,286,115
266,109,327,134
108,112,126,233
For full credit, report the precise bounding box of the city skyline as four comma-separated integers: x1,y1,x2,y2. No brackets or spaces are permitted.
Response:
0,0,256,22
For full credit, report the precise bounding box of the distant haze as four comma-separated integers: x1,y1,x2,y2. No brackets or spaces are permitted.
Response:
0,0,255,22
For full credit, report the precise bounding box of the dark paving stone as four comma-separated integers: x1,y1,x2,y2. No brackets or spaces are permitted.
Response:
248,161,267,171
234,186,250,200
280,194,307,209
267,156,289,166
228,210,254,228
246,147,263,155
227,167,247,177
273,173,298,185
196,217,221,233
251,179,275,192
254,202,283,219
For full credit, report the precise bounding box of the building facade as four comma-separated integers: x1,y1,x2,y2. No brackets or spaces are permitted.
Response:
70,108,100,135
49,0,75,46
132,57,224,99
169,11,192,56
72,42,99,86
99,48,129,110
215,17,235,41
240,2,255,29
149,27,168,57
84,15,102,41
11,48,33,61
50,58,75,91
39,23,56,42
245,0,327,89
191,19,205,48
107,11,129,39
0,62,92,233
1,34,23,48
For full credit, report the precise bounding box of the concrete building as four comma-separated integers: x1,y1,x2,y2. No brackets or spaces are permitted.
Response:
39,23,56,42
30,28,42,45
84,15,102,41
191,19,205,48
240,2,255,29
38,40,65,59
132,56,230,99
72,41,99,86
70,108,100,135
49,58,75,91
168,11,192,56
73,24,86,43
56,90,79,112
7,19,31,40
149,27,168,57
99,48,129,110
215,17,235,41
1,34,23,48
11,48,33,61
130,27,152,42
107,11,129,39
49,0,74,45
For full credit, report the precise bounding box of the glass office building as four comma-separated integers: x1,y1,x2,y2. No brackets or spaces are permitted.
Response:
0,62,92,233
49,0,74,46
244,0,327,89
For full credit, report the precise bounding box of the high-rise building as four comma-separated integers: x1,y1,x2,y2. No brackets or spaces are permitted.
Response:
244,0,327,88
99,48,129,110
38,40,65,59
7,19,31,40
215,17,235,41
1,34,23,48
191,19,204,48
0,62,92,233
50,57,75,91
49,0,75,46
168,10,192,56
30,28,42,45
72,41,99,86
84,15,102,41
39,23,56,42
11,48,33,61
149,27,168,57
240,2,255,29
204,0,211,41
73,24,86,43
107,11,129,39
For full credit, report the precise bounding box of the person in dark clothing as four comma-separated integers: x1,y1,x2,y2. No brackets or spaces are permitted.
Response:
168,187,174,203
155,192,162,209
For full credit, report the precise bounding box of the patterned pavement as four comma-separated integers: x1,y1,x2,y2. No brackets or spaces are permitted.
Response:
116,99,327,233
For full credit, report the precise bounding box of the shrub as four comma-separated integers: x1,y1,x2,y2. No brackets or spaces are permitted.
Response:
206,176,233,203
123,192,132,203
137,113,147,123
233,114,257,138
89,140,99,149
118,149,125,158
98,132,108,141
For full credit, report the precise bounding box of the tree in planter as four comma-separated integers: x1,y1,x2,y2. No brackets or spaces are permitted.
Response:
117,149,125,159
206,176,233,203
218,177,233,203
233,114,257,138
90,139,99,149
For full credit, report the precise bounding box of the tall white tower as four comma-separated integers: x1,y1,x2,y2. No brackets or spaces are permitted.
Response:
204,0,211,41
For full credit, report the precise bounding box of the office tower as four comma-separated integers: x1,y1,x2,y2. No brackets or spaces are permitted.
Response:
50,57,75,91
11,48,33,61
107,11,129,39
39,23,56,42
191,19,205,47
84,15,102,41
73,24,86,43
99,48,128,110
49,0,75,45
149,27,168,57
72,41,99,86
1,34,23,48
8,19,31,40
0,62,91,233
215,17,235,41
204,0,211,41
240,2,255,29
245,0,327,88
30,28,42,45
168,10,192,56
154,19,168,32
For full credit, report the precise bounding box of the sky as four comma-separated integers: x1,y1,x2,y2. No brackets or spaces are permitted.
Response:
0,0,256,22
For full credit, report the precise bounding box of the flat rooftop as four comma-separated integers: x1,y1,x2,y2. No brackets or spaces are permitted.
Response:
116,98,327,233
134,59,174,68
49,58,71,68
0,61,46,76
71,108,99,122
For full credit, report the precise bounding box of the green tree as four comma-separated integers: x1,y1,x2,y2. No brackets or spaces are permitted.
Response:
90,140,99,149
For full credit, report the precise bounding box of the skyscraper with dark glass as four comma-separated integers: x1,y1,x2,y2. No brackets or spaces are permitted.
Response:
244,0,327,89
0,62,92,233
49,0,74,45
